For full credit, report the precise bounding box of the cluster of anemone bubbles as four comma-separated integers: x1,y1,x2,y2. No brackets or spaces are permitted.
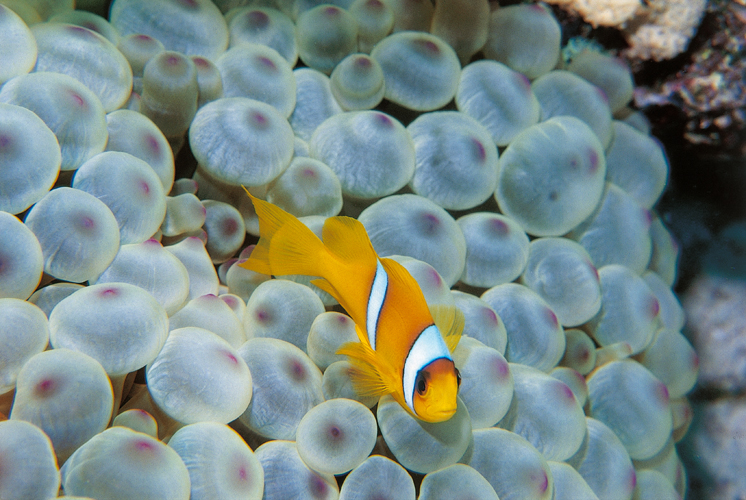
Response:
0,0,696,499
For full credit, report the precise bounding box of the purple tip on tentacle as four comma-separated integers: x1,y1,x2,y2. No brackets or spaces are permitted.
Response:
35,378,56,397
374,113,394,128
587,148,599,174
354,56,373,69
257,56,277,71
489,217,509,236
323,6,341,16
545,307,559,328
649,297,660,318
472,138,486,162
420,212,440,235
413,38,440,57
492,357,509,379
247,10,270,28
309,474,329,497
221,349,239,365
222,217,239,236
288,358,306,382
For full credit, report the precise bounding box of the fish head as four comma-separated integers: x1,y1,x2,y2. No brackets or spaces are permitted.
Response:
412,357,461,423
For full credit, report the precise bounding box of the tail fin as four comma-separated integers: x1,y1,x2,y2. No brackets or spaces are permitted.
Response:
239,188,328,277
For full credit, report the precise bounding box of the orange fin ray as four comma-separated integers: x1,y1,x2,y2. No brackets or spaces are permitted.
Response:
430,304,465,353
321,216,378,265
336,327,398,398
239,188,328,277
309,278,343,304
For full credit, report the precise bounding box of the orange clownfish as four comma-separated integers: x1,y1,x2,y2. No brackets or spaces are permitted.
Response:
240,190,464,423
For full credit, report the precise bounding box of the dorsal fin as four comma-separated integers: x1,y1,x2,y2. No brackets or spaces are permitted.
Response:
321,216,378,265
430,304,465,353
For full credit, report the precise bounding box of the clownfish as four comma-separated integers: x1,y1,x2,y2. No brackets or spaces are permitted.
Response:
240,190,464,423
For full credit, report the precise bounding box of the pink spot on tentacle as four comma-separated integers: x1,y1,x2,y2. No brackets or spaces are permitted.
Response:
192,57,210,68
413,38,440,56
337,315,349,324
69,91,86,108
140,180,151,195
35,379,56,397
534,470,549,493
545,307,559,328
221,350,239,365
588,148,599,174
134,439,156,452
165,54,181,66
374,113,393,128
472,138,486,162
492,357,509,379
256,309,271,322
309,474,328,497
257,56,276,70
302,168,317,178
354,56,373,69
643,208,653,227
516,72,532,91
222,295,238,307
489,217,509,236
247,10,270,28
429,267,442,286
649,297,660,318
135,34,154,41
420,212,440,235
596,86,609,104
629,468,637,490
145,134,161,157
484,307,498,325
249,111,269,129
366,0,385,8
323,6,341,16
559,382,575,402
144,238,161,247
80,216,95,229
328,424,343,440
68,25,93,37
222,217,239,235
178,0,199,8
100,287,118,297
656,381,669,404
578,346,590,362
588,262,599,280
288,359,306,382
0,134,11,149
691,352,699,369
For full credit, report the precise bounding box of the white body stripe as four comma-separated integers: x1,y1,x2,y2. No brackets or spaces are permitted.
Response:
402,325,453,413
366,260,388,350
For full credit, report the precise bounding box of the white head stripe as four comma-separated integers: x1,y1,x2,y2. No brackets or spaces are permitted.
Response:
402,325,453,413
366,260,387,350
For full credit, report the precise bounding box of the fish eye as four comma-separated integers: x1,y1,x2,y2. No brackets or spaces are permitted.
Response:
416,373,427,395
455,368,461,387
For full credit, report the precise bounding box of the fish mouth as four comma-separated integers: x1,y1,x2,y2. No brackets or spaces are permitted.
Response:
429,406,457,422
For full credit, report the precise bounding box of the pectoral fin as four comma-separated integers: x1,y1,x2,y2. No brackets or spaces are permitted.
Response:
336,326,398,399
430,304,465,353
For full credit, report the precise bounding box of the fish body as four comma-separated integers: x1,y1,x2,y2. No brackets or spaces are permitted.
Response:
240,190,463,422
